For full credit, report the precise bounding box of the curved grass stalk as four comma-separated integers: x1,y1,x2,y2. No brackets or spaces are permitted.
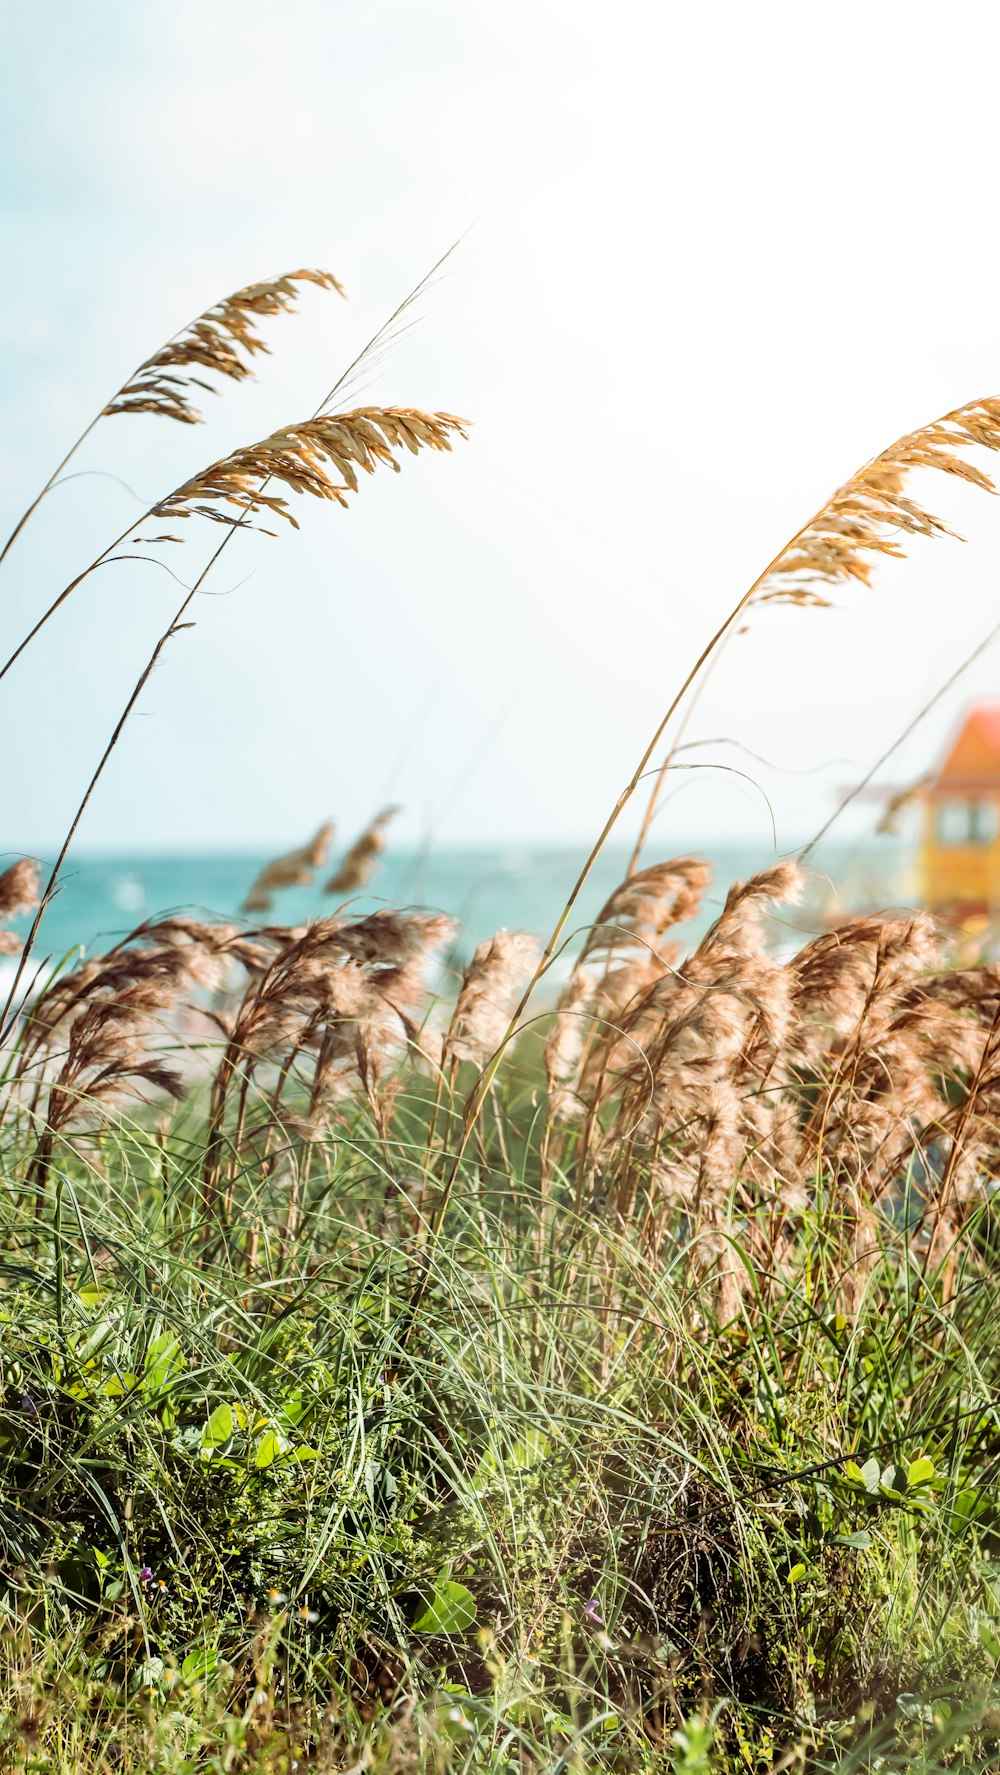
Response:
2,254,467,1067
0,269,344,570
408,387,1000,1325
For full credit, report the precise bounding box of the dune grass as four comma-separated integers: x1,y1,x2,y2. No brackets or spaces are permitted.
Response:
5,255,1000,1771
2,1059,1000,1773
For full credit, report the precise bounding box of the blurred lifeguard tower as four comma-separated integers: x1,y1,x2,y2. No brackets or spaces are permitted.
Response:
921,703,1000,923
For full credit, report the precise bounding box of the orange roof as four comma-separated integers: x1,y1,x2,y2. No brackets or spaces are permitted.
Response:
934,703,1000,790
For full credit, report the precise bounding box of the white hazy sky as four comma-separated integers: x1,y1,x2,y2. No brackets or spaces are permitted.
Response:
3,0,1000,856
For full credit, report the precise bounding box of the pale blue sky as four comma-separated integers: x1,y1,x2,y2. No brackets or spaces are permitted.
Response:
3,1,1000,855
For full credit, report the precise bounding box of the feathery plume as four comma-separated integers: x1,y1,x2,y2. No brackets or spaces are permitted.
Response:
695,860,804,958
752,397,1000,610
19,918,246,1188
544,968,599,1123
324,807,399,898
445,930,539,1068
544,859,711,1123
19,918,244,1062
152,409,469,531
105,270,345,426
595,862,807,1237
791,911,940,1062
876,775,932,837
241,822,334,914
203,908,454,1189
0,858,41,917
0,857,40,956
583,857,711,964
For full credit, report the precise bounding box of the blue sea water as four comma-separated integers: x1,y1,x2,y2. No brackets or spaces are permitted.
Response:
7,837,914,971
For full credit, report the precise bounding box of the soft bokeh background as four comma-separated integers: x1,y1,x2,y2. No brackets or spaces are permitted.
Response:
2,0,999,870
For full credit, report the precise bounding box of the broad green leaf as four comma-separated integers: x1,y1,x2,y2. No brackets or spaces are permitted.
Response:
278,1395,308,1429
860,1457,881,1491
906,1457,936,1488
181,1648,220,1683
831,1530,873,1550
471,1428,551,1492
951,1486,982,1531
254,1429,291,1469
787,1562,807,1584
508,1429,550,1471
143,1333,183,1394
843,1460,866,1485
103,1373,139,1397
77,1316,120,1363
201,1403,235,1459
412,1577,477,1635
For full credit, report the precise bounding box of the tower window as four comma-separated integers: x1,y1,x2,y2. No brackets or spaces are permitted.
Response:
936,799,998,845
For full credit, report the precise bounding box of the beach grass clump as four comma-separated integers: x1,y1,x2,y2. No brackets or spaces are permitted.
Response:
5,252,1000,1770
2,857,1000,1772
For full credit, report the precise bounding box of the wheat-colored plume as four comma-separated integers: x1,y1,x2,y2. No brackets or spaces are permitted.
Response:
545,858,712,1122
18,918,247,1186
104,270,344,427
876,775,933,837
14,828,1000,1324
537,855,1000,1318
241,822,334,914
324,807,399,898
0,858,41,916
445,929,540,1068
0,858,40,956
202,907,454,1191
152,409,469,531
752,397,1000,610
583,857,712,965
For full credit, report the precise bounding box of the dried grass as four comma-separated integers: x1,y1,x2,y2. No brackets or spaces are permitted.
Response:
16,919,243,1187
153,410,468,531
241,822,334,914
751,397,1000,611
201,907,454,1196
104,270,345,426
541,855,1000,1317
324,807,398,898
0,858,39,955
445,929,539,1068
876,775,933,837
12,265,1000,1327
10,847,1000,1322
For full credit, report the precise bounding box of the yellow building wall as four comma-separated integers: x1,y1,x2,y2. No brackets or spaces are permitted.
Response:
920,797,1000,914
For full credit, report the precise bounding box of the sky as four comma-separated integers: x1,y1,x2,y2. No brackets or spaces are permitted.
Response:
2,1,1000,857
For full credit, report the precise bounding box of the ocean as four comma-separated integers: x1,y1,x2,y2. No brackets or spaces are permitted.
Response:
7,837,915,972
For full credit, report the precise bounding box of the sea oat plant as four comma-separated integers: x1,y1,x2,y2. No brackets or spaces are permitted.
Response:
431,385,1000,1267
6,258,1000,1772
0,255,468,1038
